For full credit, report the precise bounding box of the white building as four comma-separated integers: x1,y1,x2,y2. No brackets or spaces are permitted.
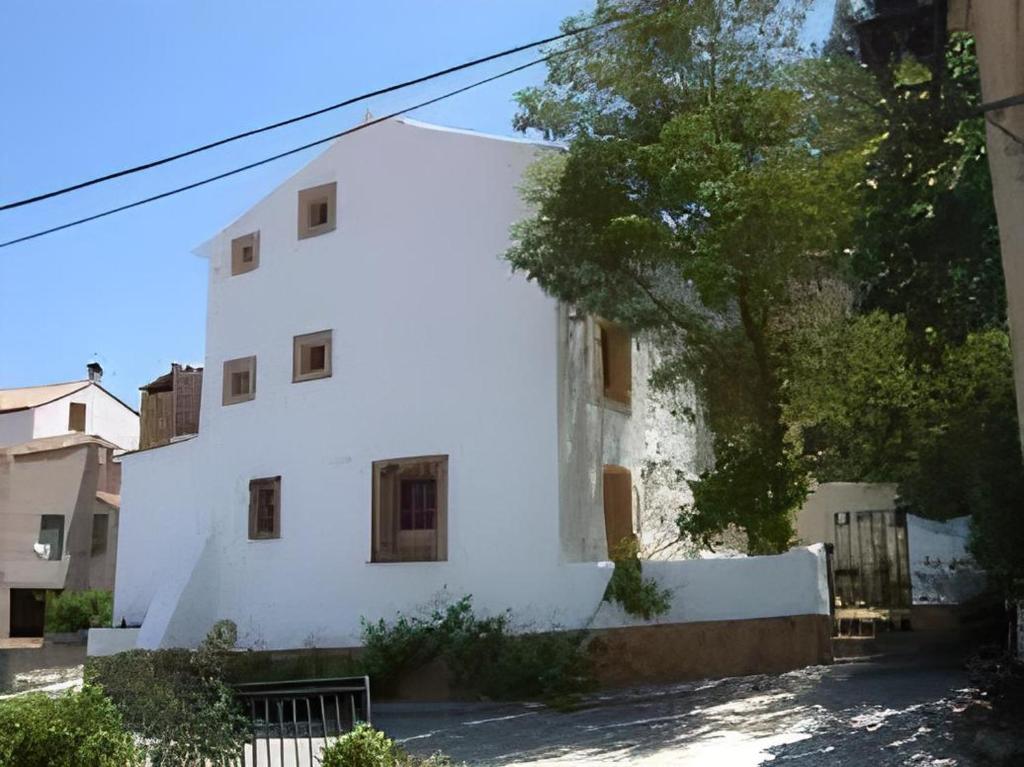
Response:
0,366,139,451
111,119,810,654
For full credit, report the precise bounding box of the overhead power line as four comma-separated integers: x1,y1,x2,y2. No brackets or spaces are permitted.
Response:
0,21,610,212
0,52,564,250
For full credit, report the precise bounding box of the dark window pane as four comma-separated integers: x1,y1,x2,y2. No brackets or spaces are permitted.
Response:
91,513,109,556
39,515,64,560
308,344,326,371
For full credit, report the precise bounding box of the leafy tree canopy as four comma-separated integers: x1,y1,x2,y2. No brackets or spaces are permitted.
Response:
508,0,877,553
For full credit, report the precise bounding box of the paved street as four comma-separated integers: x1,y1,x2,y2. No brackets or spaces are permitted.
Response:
377,655,983,766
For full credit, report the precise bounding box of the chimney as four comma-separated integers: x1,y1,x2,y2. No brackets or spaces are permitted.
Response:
87,362,103,383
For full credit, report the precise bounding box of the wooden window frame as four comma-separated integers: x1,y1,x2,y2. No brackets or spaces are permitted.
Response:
292,330,332,383
230,231,260,276
371,455,448,563
38,514,65,561
68,402,86,432
222,356,257,405
248,476,281,540
297,182,337,239
595,319,632,409
602,465,635,557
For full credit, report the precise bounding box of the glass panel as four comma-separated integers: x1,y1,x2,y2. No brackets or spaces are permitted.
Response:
308,344,326,372
91,513,109,556
38,515,64,560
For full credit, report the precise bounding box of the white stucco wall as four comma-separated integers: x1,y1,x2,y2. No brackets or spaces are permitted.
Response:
0,410,35,448
590,544,830,629
32,385,139,450
907,514,987,605
795,481,898,546
116,120,610,649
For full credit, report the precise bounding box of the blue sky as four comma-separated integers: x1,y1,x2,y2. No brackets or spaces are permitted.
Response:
0,0,835,407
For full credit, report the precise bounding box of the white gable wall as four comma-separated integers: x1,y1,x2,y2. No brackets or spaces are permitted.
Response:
31,384,139,450
117,121,612,648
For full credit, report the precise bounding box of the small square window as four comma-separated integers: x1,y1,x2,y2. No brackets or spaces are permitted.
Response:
248,476,281,539
222,356,256,405
372,456,448,562
293,330,332,382
297,182,337,239
231,231,260,275
68,402,86,432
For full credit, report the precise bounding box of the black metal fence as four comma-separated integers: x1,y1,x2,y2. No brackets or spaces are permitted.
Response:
234,676,371,766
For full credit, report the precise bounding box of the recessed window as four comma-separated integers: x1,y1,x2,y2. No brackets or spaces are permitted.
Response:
231,231,260,275
248,476,281,540
297,182,337,239
372,455,448,562
38,515,65,561
68,402,86,432
91,513,109,557
293,330,332,382
597,320,632,407
602,465,634,556
222,356,257,405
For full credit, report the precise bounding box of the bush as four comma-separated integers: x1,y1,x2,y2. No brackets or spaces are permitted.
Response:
603,539,672,620
45,590,113,633
0,684,140,767
319,722,452,767
361,596,594,702
85,622,248,766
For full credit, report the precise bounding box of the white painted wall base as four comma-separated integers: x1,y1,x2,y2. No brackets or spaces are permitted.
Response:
87,628,140,657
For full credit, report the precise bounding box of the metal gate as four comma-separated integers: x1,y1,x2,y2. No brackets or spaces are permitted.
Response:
832,509,911,611
234,676,371,767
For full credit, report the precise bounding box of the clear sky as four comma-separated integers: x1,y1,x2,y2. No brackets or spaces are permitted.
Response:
0,0,835,407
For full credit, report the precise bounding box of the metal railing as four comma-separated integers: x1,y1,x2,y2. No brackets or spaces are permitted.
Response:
234,676,371,767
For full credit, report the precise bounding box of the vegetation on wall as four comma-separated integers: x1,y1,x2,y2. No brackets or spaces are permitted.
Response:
603,538,671,619
360,596,594,702
45,590,113,634
85,621,249,766
0,685,140,767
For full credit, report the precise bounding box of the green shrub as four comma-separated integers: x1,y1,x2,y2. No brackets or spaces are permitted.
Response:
85,622,248,766
319,722,452,767
45,590,113,633
0,684,140,767
361,596,594,702
603,538,672,620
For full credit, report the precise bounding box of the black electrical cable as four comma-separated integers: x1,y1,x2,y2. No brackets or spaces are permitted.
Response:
0,53,562,250
0,20,611,212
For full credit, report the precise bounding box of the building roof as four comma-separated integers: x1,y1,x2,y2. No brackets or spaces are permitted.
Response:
0,432,120,456
96,491,121,509
140,364,203,393
0,380,90,413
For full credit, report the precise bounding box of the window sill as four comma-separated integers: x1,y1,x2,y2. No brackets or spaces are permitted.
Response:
298,223,336,240
600,396,632,416
366,559,448,565
292,372,332,383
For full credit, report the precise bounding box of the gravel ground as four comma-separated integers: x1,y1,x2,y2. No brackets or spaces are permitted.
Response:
376,654,987,766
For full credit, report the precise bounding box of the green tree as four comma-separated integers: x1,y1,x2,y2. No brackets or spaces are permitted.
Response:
507,0,871,553
852,34,1005,350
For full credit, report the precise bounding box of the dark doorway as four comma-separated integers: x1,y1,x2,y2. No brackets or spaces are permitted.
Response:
9,589,46,637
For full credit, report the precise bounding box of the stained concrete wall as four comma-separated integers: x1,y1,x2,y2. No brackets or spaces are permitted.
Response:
558,311,710,562
907,514,986,605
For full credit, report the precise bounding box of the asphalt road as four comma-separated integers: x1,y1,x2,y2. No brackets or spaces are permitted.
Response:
376,655,983,766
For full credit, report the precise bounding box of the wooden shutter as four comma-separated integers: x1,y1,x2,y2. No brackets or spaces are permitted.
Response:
603,466,634,555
